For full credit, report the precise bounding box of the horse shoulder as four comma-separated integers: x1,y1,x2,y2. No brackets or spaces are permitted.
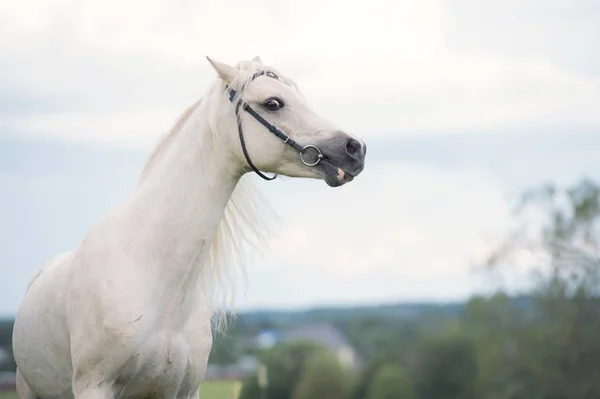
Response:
25,251,73,291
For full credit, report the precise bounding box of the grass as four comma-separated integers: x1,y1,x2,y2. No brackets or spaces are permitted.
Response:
200,380,242,399
0,380,241,399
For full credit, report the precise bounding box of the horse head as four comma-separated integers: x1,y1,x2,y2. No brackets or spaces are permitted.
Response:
206,56,367,187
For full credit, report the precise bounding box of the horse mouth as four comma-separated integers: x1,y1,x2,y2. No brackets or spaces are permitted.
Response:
319,164,356,187
338,168,355,183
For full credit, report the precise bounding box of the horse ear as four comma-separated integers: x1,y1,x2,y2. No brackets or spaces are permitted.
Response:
252,56,262,64
206,56,238,84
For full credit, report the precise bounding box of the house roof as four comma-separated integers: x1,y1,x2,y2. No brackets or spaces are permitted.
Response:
282,322,352,351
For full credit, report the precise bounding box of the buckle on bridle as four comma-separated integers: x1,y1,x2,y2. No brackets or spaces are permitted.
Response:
300,145,323,167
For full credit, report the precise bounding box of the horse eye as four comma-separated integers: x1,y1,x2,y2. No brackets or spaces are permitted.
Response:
264,98,284,111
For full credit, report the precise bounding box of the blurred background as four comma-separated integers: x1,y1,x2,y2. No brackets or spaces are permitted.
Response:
1,0,600,398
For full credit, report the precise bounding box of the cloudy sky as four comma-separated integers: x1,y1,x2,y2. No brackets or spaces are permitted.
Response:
1,0,599,315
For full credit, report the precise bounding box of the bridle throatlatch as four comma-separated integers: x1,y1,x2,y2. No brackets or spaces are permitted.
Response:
226,70,324,181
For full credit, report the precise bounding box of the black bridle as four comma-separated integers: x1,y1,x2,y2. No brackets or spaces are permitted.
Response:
226,70,324,181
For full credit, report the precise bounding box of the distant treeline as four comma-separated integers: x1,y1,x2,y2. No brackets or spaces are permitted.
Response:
0,319,12,350
0,296,531,371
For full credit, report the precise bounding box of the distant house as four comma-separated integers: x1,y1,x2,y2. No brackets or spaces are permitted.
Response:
281,322,361,371
254,329,283,349
243,323,361,377
206,355,260,381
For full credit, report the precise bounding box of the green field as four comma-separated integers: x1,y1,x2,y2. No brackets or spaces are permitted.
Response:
0,380,240,399
0,392,15,399
200,380,241,398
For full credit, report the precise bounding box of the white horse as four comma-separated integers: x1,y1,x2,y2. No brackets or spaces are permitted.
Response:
11,56,366,399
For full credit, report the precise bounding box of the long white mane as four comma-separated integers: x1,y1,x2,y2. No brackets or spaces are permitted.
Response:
138,59,300,331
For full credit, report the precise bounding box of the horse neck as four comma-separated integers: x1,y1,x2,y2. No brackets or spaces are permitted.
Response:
130,102,241,297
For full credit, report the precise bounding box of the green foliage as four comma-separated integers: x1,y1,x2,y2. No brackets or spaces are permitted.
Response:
526,276,600,399
237,373,262,399
291,349,352,399
0,346,16,372
366,363,415,399
209,332,241,366
487,178,600,272
0,320,13,347
0,319,15,372
350,333,411,399
464,178,600,399
414,333,478,399
0,383,240,399
342,317,424,360
238,341,327,399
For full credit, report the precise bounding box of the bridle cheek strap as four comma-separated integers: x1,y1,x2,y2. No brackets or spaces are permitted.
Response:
227,71,324,181
234,101,278,181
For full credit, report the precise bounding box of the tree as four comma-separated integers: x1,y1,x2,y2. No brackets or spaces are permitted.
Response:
366,363,415,399
291,349,352,399
237,372,262,399
485,178,600,277
350,333,411,399
480,178,600,399
0,319,16,372
414,333,478,399
238,341,326,399
208,332,240,366
460,293,539,399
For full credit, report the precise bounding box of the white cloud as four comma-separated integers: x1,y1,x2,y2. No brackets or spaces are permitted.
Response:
0,137,518,313
2,130,599,313
250,161,513,281
1,0,599,148
6,109,183,149
229,160,559,308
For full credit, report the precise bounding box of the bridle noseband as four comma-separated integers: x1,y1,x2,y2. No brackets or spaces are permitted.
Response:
226,70,324,181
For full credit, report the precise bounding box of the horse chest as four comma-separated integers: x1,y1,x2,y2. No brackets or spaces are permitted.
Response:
116,325,212,397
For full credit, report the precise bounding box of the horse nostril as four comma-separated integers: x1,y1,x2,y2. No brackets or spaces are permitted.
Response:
345,139,361,156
